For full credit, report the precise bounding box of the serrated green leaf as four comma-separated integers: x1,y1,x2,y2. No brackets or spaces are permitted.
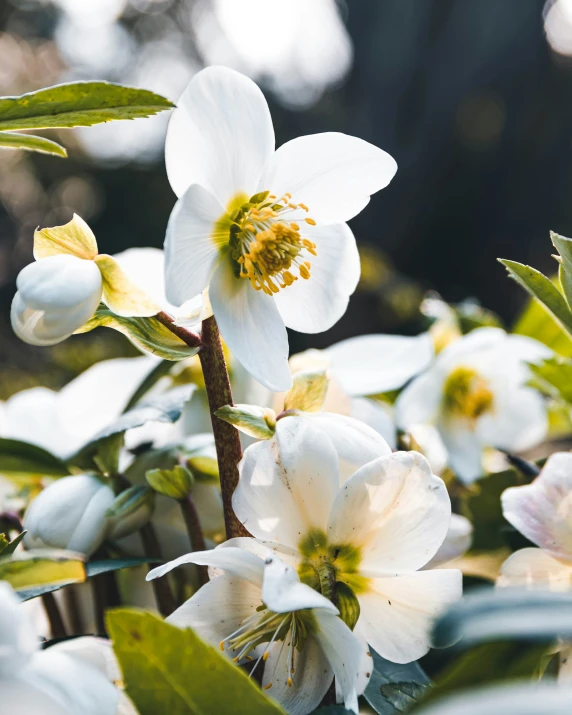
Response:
513,285,572,356
0,131,67,157
498,259,572,335
364,649,430,714
107,609,285,715
529,356,572,402
0,438,70,476
0,81,173,131
284,370,329,413
76,305,198,361
215,404,276,439
0,530,27,556
0,549,86,593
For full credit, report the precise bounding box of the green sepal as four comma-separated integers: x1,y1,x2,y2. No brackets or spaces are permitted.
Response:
215,404,276,439
105,485,155,520
335,581,360,631
283,369,328,413
146,465,194,500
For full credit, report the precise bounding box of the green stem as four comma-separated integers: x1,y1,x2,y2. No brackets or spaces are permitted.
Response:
179,493,208,586
139,522,177,616
42,592,67,639
198,316,250,539
155,311,203,349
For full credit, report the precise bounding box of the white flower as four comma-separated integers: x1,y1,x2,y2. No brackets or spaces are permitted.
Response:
23,474,150,556
11,215,159,347
426,514,473,569
395,327,551,483
498,452,572,590
0,582,119,714
147,547,367,715
232,421,462,664
0,356,159,460
164,65,397,391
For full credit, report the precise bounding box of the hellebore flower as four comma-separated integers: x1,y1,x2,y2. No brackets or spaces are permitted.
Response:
395,327,550,483
231,422,462,664
0,582,119,714
23,474,152,556
163,65,397,390
11,214,159,346
148,548,367,715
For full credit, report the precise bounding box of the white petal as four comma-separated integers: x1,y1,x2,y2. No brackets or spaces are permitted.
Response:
112,247,171,312
477,387,548,453
233,418,340,549
262,554,338,614
497,547,572,590
395,369,444,429
147,545,265,586
47,637,120,683
426,514,473,568
274,223,359,333
261,636,332,715
218,537,303,570
210,258,291,391
328,451,451,574
294,411,391,484
0,582,38,676
260,132,397,224
327,333,434,396
356,569,462,663
166,573,261,648
313,609,363,713
164,183,224,306
439,422,484,484
350,398,397,449
408,424,448,477
166,66,274,203
0,679,70,715
502,453,572,558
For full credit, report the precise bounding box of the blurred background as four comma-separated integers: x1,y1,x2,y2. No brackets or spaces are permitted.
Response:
0,0,571,396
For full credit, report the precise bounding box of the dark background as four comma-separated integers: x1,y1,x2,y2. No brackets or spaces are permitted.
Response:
0,0,569,395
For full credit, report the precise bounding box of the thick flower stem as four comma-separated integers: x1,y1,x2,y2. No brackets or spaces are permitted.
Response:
139,522,177,616
179,494,209,586
199,316,250,539
42,592,67,639
155,311,203,349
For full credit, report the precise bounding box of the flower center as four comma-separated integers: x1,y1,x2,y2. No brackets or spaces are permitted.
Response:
442,365,494,421
219,606,315,689
227,190,317,296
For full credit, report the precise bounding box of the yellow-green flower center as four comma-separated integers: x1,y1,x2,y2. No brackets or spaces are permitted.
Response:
442,365,494,420
223,190,318,296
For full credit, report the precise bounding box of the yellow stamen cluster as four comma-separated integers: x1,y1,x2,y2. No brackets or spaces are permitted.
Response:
442,365,494,421
229,191,318,296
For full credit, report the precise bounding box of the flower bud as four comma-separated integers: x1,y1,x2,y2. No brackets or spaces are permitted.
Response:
11,255,103,346
24,474,115,556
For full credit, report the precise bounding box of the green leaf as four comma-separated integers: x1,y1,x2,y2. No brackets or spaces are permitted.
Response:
498,259,572,335
0,131,67,157
460,469,522,551
529,356,572,403
0,438,70,476
0,530,27,556
312,709,354,714
107,609,285,715
146,465,193,500
77,305,198,361
18,557,160,601
364,649,430,714
215,404,276,439
123,359,173,412
105,485,155,520
0,549,86,593
92,432,125,476
513,282,572,356
0,81,174,131
284,370,329,413
432,588,572,649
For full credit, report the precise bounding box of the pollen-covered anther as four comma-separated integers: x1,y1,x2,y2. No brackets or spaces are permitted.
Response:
231,190,318,295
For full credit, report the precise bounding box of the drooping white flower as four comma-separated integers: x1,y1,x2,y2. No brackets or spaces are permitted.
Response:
11,215,159,347
23,474,151,556
498,452,572,590
395,327,551,483
163,65,397,391
0,582,119,714
231,421,462,664
147,547,367,715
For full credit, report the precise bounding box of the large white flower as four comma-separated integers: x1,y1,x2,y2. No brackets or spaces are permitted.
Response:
0,582,119,714
147,547,366,715
231,421,462,664
163,65,397,390
395,327,551,483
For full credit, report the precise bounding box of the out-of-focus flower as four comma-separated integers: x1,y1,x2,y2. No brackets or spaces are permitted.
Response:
148,547,367,715
231,423,461,664
544,0,572,57
11,215,158,347
396,328,550,483
498,452,572,590
164,65,397,391
193,0,353,109
0,582,120,714
23,474,151,556
426,514,473,568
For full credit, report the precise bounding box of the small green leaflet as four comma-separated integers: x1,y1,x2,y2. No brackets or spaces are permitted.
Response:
0,530,27,556
528,356,572,403
0,131,67,157
107,609,286,715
